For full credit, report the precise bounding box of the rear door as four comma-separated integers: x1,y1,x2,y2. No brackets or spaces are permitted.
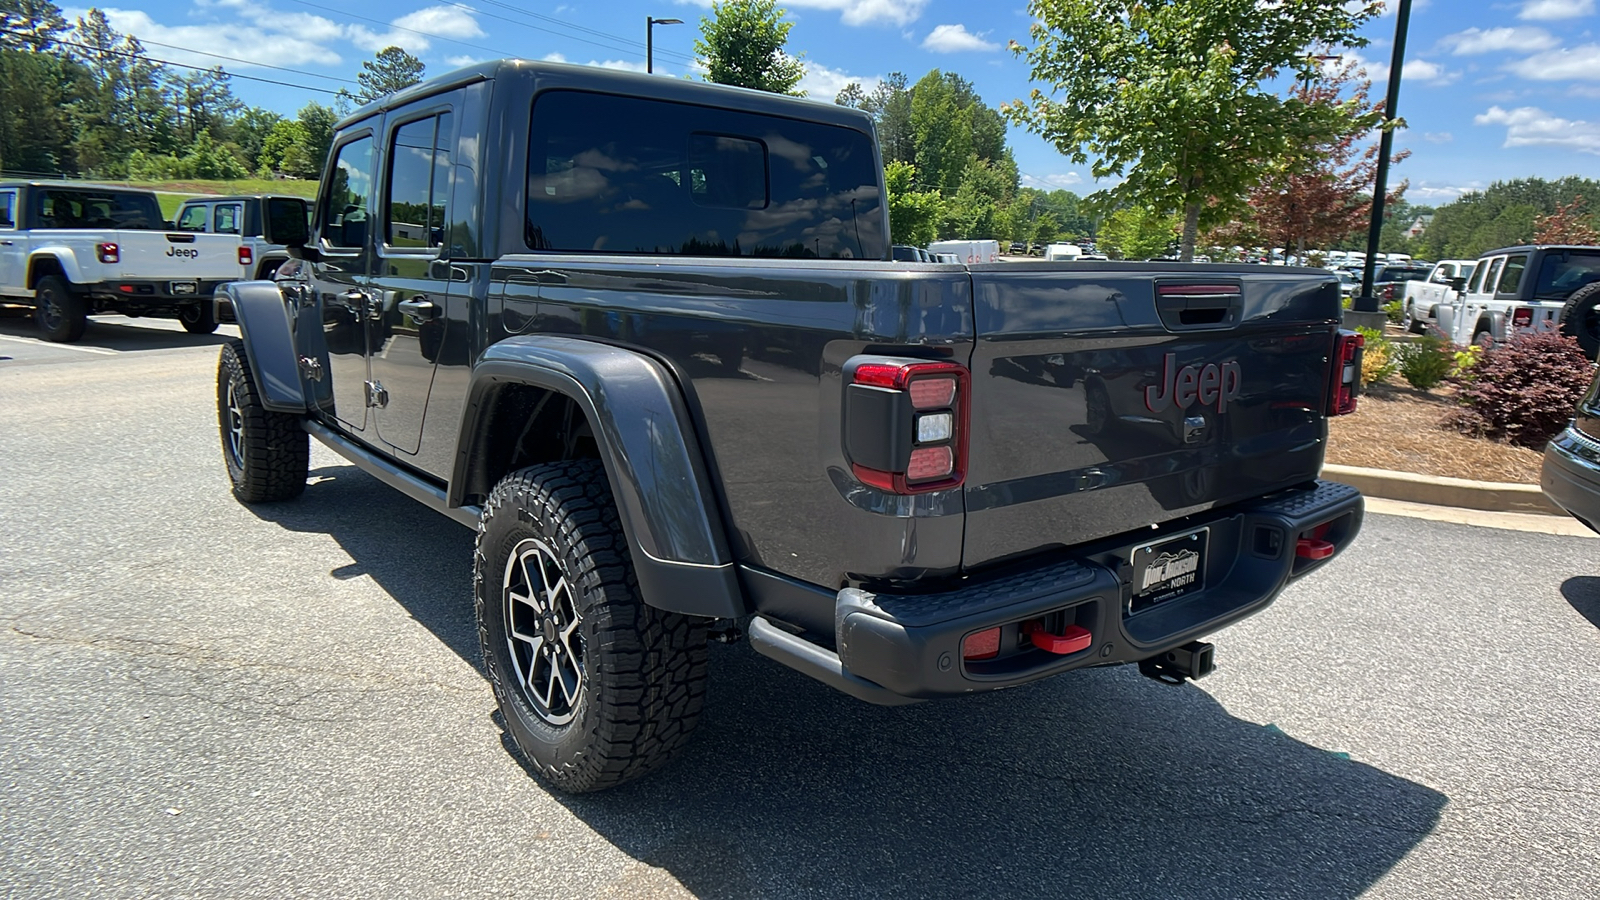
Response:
961,265,1341,570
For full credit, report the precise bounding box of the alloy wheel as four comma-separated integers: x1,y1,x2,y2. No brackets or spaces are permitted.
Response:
224,378,245,471
503,538,585,726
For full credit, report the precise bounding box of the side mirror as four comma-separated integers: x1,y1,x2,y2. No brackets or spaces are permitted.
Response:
1449,276,1466,293
263,197,312,250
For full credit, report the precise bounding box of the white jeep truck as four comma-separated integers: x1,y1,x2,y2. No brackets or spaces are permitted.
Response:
1401,259,1476,334
1437,245,1600,357
0,181,245,342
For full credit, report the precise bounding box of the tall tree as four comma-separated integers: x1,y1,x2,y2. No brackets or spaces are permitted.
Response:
694,0,804,96
174,66,241,143
228,106,283,173
884,161,942,245
356,46,424,103
1098,206,1178,260
1,0,68,50
70,9,178,174
1006,0,1381,260
836,72,913,164
1422,177,1600,260
295,101,337,173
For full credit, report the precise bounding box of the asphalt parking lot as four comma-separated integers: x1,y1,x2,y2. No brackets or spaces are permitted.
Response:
3,315,1598,899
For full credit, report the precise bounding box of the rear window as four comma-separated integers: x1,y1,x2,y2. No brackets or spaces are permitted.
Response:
1534,250,1600,298
525,90,885,259
35,189,165,230
1377,266,1429,283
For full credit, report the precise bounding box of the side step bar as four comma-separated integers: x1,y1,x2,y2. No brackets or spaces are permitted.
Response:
303,420,481,529
747,616,923,707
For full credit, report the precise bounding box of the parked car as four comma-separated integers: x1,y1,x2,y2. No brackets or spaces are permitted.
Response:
891,245,921,262
217,58,1365,793
173,194,312,282
1542,365,1600,534
0,181,245,341
1401,259,1476,334
1370,263,1433,305
1438,245,1600,357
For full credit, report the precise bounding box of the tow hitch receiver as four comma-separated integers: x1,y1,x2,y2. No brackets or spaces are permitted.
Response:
1139,641,1215,685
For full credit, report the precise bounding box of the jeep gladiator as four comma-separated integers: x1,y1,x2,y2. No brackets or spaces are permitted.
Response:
215,60,1366,793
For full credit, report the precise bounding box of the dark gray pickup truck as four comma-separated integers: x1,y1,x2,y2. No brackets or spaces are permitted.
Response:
215,60,1366,793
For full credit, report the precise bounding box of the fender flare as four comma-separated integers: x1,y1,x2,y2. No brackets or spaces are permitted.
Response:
454,336,746,620
26,248,84,287
222,280,305,413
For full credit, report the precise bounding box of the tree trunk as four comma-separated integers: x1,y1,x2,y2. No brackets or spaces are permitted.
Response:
1180,202,1200,262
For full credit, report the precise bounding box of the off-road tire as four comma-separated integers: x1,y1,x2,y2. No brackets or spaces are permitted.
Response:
476,460,708,794
180,301,218,335
217,339,308,502
34,275,87,343
1403,301,1426,334
1559,281,1600,360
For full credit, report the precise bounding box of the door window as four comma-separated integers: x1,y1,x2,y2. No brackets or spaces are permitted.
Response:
322,135,375,249
1466,260,1488,294
0,191,15,229
213,204,242,235
1496,255,1527,295
384,113,452,249
176,205,208,232
1480,259,1504,296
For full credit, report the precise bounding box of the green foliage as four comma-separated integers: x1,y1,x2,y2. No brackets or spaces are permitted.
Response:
127,132,249,181
1382,299,1403,324
1394,335,1453,392
1451,343,1484,381
1356,326,1397,386
1006,0,1381,260
1031,212,1060,245
884,161,942,246
356,46,424,104
1098,206,1176,260
694,0,804,95
1420,177,1600,260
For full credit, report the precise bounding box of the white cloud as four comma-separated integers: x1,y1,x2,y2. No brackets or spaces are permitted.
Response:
1519,0,1595,20
1475,104,1600,154
1407,181,1484,202
799,62,879,100
676,0,926,26
393,6,485,40
542,52,568,63
1439,26,1559,55
1505,43,1600,79
88,6,345,70
1021,172,1084,189
445,55,482,68
1405,59,1454,84
592,58,648,73
921,24,998,52
1422,131,1454,143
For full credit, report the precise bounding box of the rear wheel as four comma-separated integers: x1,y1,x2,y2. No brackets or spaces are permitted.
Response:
476,460,708,794
1560,282,1600,360
34,276,86,343
180,301,218,335
1403,302,1426,334
217,339,308,502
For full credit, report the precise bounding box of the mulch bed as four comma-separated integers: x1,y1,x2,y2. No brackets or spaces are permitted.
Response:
1325,378,1544,485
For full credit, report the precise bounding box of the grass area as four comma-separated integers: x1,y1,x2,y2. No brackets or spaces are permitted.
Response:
116,179,319,219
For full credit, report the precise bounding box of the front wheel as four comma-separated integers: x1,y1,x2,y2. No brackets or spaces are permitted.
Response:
476,460,708,794
217,339,308,502
34,276,87,343
180,301,218,335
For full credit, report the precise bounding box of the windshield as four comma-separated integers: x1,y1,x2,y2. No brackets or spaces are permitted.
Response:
35,189,165,230
1534,250,1600,298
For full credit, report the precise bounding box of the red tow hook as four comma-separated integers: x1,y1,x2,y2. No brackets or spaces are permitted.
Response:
1022,621,1093,655
1296,538,1335,560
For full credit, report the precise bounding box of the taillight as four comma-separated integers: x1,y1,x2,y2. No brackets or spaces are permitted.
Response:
1381,283,1396,301
1511,307,1532,329
238,246,254,266
1328,329,1363,416
96,242,119,263
844,356,970,493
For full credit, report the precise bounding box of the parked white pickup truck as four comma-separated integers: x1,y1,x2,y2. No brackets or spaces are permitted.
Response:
1401,259,1476,334
0,181,245,342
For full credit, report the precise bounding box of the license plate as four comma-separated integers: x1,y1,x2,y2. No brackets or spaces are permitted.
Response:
170,281,198,295
1130,528,1208,612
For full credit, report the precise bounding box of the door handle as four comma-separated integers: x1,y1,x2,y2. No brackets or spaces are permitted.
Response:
397,296,438,319
0,240,13,246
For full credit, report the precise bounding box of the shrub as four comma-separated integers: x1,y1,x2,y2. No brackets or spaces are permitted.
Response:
1451,343,1484,382
1445,331,1596,448
1394,334,1453,391
1356,326,1398,387
1382,299,1404,324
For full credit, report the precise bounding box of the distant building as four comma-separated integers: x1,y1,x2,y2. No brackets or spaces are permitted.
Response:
1406,215,1433,239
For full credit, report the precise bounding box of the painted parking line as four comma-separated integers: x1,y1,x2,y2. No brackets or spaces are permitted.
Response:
0,334,119,355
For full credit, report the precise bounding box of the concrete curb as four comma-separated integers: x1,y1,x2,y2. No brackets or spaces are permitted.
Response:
1322,463,1564,517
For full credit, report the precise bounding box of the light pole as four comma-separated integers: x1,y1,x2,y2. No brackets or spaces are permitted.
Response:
646,17,682,74
1354,0,1413,313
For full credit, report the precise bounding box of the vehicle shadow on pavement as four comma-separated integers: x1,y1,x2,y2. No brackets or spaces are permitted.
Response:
252,464,1446,900
0,314,235,351
1561,576,1600,630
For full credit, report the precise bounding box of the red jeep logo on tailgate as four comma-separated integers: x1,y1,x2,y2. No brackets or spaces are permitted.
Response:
1144,353,1242,413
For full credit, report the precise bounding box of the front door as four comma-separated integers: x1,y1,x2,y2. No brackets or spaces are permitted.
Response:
309,132,378,434
369,107,457,457
0,190,20,295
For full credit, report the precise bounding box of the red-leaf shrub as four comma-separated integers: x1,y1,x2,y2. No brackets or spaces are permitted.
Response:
1445,331,1596,448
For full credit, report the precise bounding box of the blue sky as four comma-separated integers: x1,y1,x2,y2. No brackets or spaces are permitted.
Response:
71,0,1600,205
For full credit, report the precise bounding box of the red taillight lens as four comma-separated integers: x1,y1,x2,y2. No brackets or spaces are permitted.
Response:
238,246,253,266
844,357,970,494
96,242,119,263
962,627,1001,661
1511,307,1532,328
1328,329,1364,416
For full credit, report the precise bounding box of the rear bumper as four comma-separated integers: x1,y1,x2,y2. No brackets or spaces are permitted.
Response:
1542,427,1600,534
86,279,231,304
750,480,1363,704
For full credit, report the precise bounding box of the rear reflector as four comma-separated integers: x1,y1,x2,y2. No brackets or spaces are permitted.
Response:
1296,538,1335,560
961,627,1001,661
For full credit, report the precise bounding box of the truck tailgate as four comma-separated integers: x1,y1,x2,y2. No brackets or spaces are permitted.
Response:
113,231,243,281
962,263,1342,571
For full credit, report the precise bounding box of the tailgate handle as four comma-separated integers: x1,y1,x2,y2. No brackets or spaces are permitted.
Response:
1156,283,1242,331
165,233,197,243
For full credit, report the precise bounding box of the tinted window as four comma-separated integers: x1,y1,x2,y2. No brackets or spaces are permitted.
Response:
214,204,242,235
322,136,375,249
0,191,14,228
385,113,451,248
526,90,885,259
1534,250,1600,298
176,205,208,232
1495,254,1527,294
1481,258,1504,296
1467,260,1488,293
36,189,164,229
